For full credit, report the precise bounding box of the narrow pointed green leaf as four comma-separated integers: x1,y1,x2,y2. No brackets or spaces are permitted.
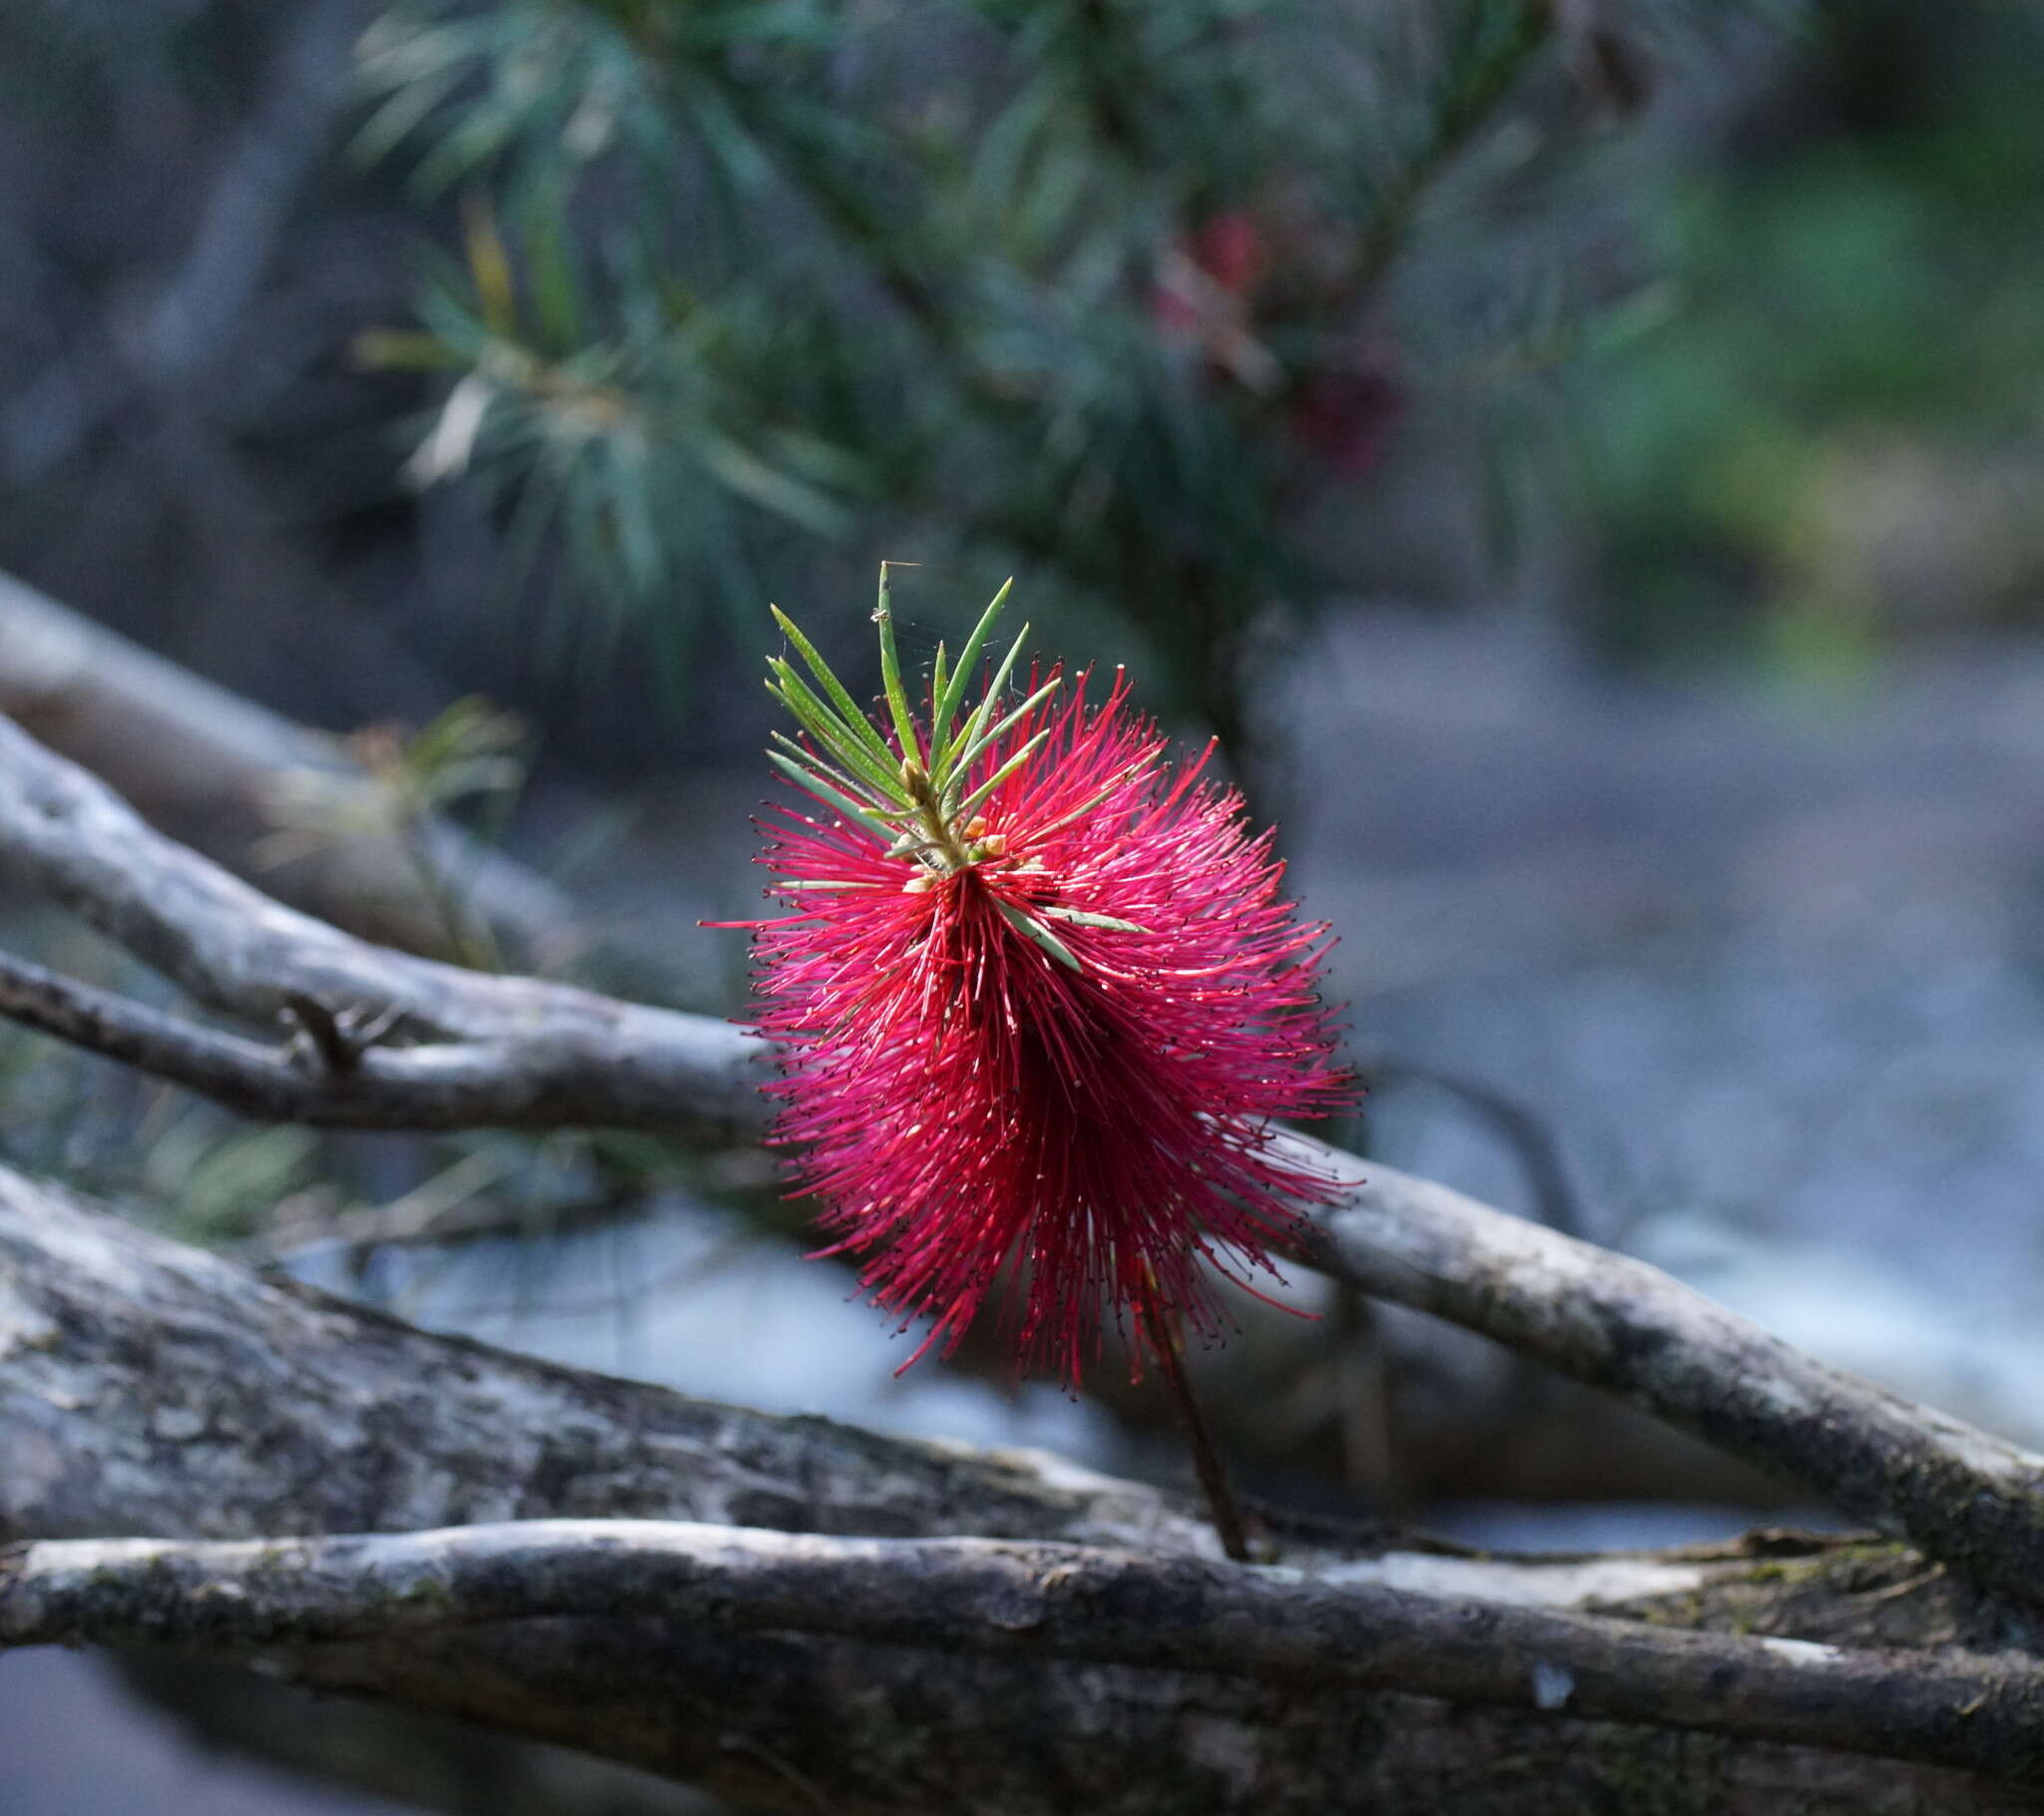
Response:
769,606,897,770
874,563,923,767
954,726,1052,819
1040,907,1147,933
937,674,1061,801
766,750,905,845
768,658,915,792
931,577,1013,755
768,731,899,815
769,703,903,812
767,667,912,803
948,621,1032,793
766,664,856,748
930,642,949,719
995,898,1082,972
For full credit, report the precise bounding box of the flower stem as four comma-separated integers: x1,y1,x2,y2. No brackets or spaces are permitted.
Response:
1142,1289,1252,1564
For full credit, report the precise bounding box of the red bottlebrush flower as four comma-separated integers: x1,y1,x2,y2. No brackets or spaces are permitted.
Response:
734,574,1351,1389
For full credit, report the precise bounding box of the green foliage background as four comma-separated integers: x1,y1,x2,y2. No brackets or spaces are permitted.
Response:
1570,5,2044,675
355,0,1652,757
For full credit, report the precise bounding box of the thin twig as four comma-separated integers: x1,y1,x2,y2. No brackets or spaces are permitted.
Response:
1359,1054,1584,1237
0,944,752,1134
1140,1281,1252,1564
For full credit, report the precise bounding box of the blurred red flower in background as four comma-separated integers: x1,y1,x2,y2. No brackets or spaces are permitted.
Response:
1154,206,1407,482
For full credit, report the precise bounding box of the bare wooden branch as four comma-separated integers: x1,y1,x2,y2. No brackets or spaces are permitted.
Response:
0,572,577,965
0,706,771,1136
0,940,764,1134
10,1518,2044,1784
228,1624,2044,1816
0,1162,1209,1557
1291,1133,2044,1604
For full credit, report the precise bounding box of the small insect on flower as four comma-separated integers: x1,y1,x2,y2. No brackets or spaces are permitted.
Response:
726,568,1352,1391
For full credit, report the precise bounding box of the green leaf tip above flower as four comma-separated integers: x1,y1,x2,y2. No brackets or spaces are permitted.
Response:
766,567,1061,880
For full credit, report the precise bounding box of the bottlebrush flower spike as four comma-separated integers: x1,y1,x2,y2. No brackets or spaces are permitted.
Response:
737,569,1351,1389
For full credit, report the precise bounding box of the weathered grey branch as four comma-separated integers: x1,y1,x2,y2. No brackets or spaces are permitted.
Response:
0,939,757,1134
5,703,2044,1610
0,705,771,1136
10,1518,2044,1783
6,1161,2044,1814
0,1163,1202,1556
0,572,577,962
1293,1134,2044,1603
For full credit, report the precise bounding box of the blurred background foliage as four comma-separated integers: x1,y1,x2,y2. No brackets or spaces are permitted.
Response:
347,0,1577,764
1568,2,2044,675
0,0,1892,776
5,2,2041,748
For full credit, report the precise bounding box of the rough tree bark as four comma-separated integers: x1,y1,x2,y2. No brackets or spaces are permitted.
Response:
6,709,2044,1811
